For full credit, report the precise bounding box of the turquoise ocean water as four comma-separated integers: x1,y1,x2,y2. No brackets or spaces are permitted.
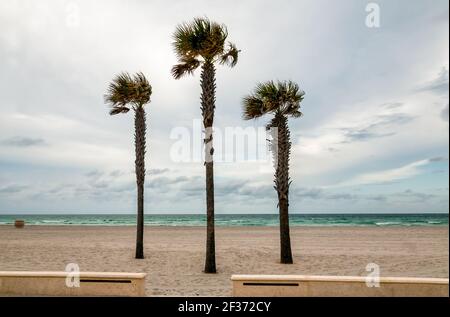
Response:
0,214,447,227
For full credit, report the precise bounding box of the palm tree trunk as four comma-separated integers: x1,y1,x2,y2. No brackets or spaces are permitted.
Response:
273,112,293,264
134,106,146,259
201,60,216,273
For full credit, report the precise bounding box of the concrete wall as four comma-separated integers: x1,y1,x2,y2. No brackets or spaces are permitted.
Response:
231,275,449,297
0,271,146,296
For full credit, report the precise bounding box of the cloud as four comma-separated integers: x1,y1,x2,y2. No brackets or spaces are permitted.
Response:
0,184,28,194
146,175,193,190
365,195,388,202
429,157,449,162
441,104,449,122
398,189,436,202
294,187,324,200
1,136,46,147
109,170,124,177
0,0,448,213
85,170,103,178
341,129,394,142
292,187,441,205
148,168,170,175
217,180,252,197
339,113,414,143
336,158,444,187
292,187,377,202
417,67,449,96
382,102,404,109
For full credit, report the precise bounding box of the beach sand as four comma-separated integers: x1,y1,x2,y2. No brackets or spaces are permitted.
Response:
0,225,448,296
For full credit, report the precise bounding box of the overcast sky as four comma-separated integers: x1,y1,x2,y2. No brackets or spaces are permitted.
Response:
0,0,448,214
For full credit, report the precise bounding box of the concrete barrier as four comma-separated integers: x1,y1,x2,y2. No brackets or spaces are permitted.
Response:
231,275,449,297
0,271,146,296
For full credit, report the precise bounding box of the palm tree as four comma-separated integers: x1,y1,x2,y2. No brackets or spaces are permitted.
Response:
171,17,239,273
104,72,152,259
242,81,305,264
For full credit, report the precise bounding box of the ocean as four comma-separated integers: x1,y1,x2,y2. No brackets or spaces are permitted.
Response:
0,213,448,227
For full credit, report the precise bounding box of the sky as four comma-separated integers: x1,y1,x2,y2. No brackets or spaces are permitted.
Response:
0,0,448,214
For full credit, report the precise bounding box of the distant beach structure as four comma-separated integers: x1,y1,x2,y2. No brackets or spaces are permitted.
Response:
14,220,25,228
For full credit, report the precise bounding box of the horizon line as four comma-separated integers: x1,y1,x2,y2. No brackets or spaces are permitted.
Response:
0,212,448,215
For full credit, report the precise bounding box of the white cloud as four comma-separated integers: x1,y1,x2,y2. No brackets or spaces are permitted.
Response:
0,0,448,213
336,158,439,187
290,74,449,187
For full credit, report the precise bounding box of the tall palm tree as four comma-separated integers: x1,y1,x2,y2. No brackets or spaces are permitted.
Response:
171,17,239,273
242,81,305,264
104,72,152,259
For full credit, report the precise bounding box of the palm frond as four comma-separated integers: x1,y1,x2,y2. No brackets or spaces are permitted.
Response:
172,17,230,64
104,72,134,107
242,95,265,120
289,110,303,118
279,81,305,116
254,81,279,112
171,57,201,79
109,106,130,116
243,80,305,119
220,42,239,67
132,72,152,106
105,72,152,113
172,22,196,59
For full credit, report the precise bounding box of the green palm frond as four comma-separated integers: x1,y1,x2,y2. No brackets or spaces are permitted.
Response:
242,80,305,119
191,17,228,58
220,42,239,67
172,22,197,59
105,72,134,107
172,17,238,77
254,81,280,112
172,17,228,60
105,72,152,115
242,95,265,120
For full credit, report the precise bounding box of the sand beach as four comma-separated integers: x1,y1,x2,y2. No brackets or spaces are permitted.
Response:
0,225,447,296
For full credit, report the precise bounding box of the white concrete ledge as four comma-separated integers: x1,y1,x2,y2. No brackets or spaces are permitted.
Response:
0,271,146,296
231,275,449,297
